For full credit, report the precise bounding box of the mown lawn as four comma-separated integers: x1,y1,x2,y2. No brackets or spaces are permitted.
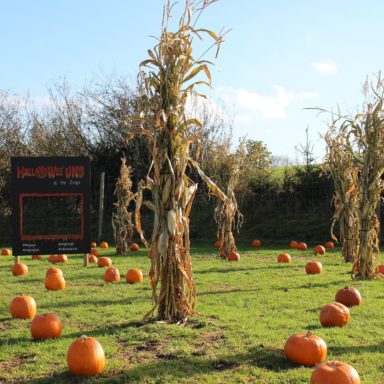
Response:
0,242,382,383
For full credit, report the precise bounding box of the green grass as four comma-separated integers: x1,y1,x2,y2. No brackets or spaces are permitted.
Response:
0,243,382,383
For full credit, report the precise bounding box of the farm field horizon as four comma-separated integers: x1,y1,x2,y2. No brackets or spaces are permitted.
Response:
0,243,381,383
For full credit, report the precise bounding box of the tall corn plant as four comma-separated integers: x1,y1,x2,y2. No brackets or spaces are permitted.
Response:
133,0,229,322
112,157,135,254
324,126,359,262
212,140,244,258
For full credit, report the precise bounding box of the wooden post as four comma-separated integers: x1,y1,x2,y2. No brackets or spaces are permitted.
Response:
83,253,89,267
97,171,105,243
15,256,20,263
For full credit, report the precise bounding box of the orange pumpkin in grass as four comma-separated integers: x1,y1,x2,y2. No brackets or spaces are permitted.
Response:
310,361,360,384
313,245,326,255
97,257,112,268
12,263,28,276
10,295,36,319
67,336,105,376
31,254,42,260
228,252,240,261
91,242,97,248
1,248,11,256
375,264,384,274
297,242,307,251
284,332,327,366
213,241,221,249
320,302,350,327
30,313,62,340
91,248,99,257
100,241,108,249
277,253,291,263
56,254,68,263
48,254,58,263
306,261,323,274
45,273,65,290
335,287,362,307
104,267,120,283
252,239,261,248
46,267,63,278
126,268,143,284
88,254,98,263
325,241,335,249
130,243,140,251
289,240,298,249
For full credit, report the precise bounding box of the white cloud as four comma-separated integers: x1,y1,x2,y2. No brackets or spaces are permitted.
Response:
312,60,337,75
218,86,319,120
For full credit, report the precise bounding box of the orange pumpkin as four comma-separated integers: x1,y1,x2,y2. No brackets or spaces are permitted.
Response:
10,295,36,319
46,267,63,278
1,248,11,256
310,361,360,384
252,239,261,248
297,242,307,251
91,242,97,248
277,253,291,263
313,245,326,255
45,273,65,290
12,263,28,276
375,263,384,274
335,287,362,307
228,252,240,261
305,261,323,274
325,241,335,249
31,254,42,260
100,241,108,249
30,313,62,340
320,302,350,327
104,267,120,283
213,241,221,249
88,254,98,264
289,240,298,249
67,335,105,375
130,243,140,251
97,257,112,268
91,248,99,257
56,254,68,263
284,332,327,366
126,268,143,284
48,254,58,263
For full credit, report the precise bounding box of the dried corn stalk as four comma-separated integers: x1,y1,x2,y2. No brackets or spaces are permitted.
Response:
131,0,229,322
324,125,359,262
112,157,136,254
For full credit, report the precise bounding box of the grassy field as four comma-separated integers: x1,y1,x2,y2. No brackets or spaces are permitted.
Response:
0,242,382,383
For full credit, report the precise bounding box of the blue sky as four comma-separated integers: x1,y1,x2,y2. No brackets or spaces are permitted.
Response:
1,0,384,162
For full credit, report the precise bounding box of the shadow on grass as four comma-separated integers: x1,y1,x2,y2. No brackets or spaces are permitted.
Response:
330,344,384,354
295,280,346,289
195,265,296,275
20,344,295,384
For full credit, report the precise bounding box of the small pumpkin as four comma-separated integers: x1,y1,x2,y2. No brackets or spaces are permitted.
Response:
10,295,36,319
56,254,68,263
284,332,327,366
277,253,291,263
97,257,112,268
289,240,298,249
104,267,120,283
126,268,143,284
130,243,140,251
335,287,362,307
46,267,63,278
310,361,360,384
31,254,42,260
375,263,384,274
91,248,100,257
252,239,261,248
91,242,97,248
67,335,105,375
297,242,307,251
320,302,350,327
228,252,240,261
12,263,28,276
325,241,335,249
88,254,98,264
213,241,221,249
306,261,323,274
1,248,11,256
100,241,108,249
48,254,58,263
313,245,326,255
45,273,65,290
30,313,62,340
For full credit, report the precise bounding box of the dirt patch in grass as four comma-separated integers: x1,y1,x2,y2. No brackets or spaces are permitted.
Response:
0,353,37,380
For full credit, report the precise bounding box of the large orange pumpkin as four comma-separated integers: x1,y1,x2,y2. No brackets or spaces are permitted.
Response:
97,257,112,268
277,253,291,263
104,267,120,283
126,268,143,284
252,239,261,248
56,254,68,263
284,332,327,366
130,243,140,251
1,248,11,256
31,254,42,260
310,361,360,384
305,261,323,274
46,267,63,278
100,241,108,249
12,263,28,276
335,287,362,307
297,242,307,251
213,241,221,249
10,295,36,319
228,252,240,261
45,273,65,290
313,245,326,255
67,335,105,375
320,302,350,327
289,240,298,249
30,313,62,340
325,241,335,249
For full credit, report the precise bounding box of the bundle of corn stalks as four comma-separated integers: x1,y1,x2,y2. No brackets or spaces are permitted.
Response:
212,140,244,258
131,0,229,322
339,75,384,279
112,157,136,254
324,125,359,262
